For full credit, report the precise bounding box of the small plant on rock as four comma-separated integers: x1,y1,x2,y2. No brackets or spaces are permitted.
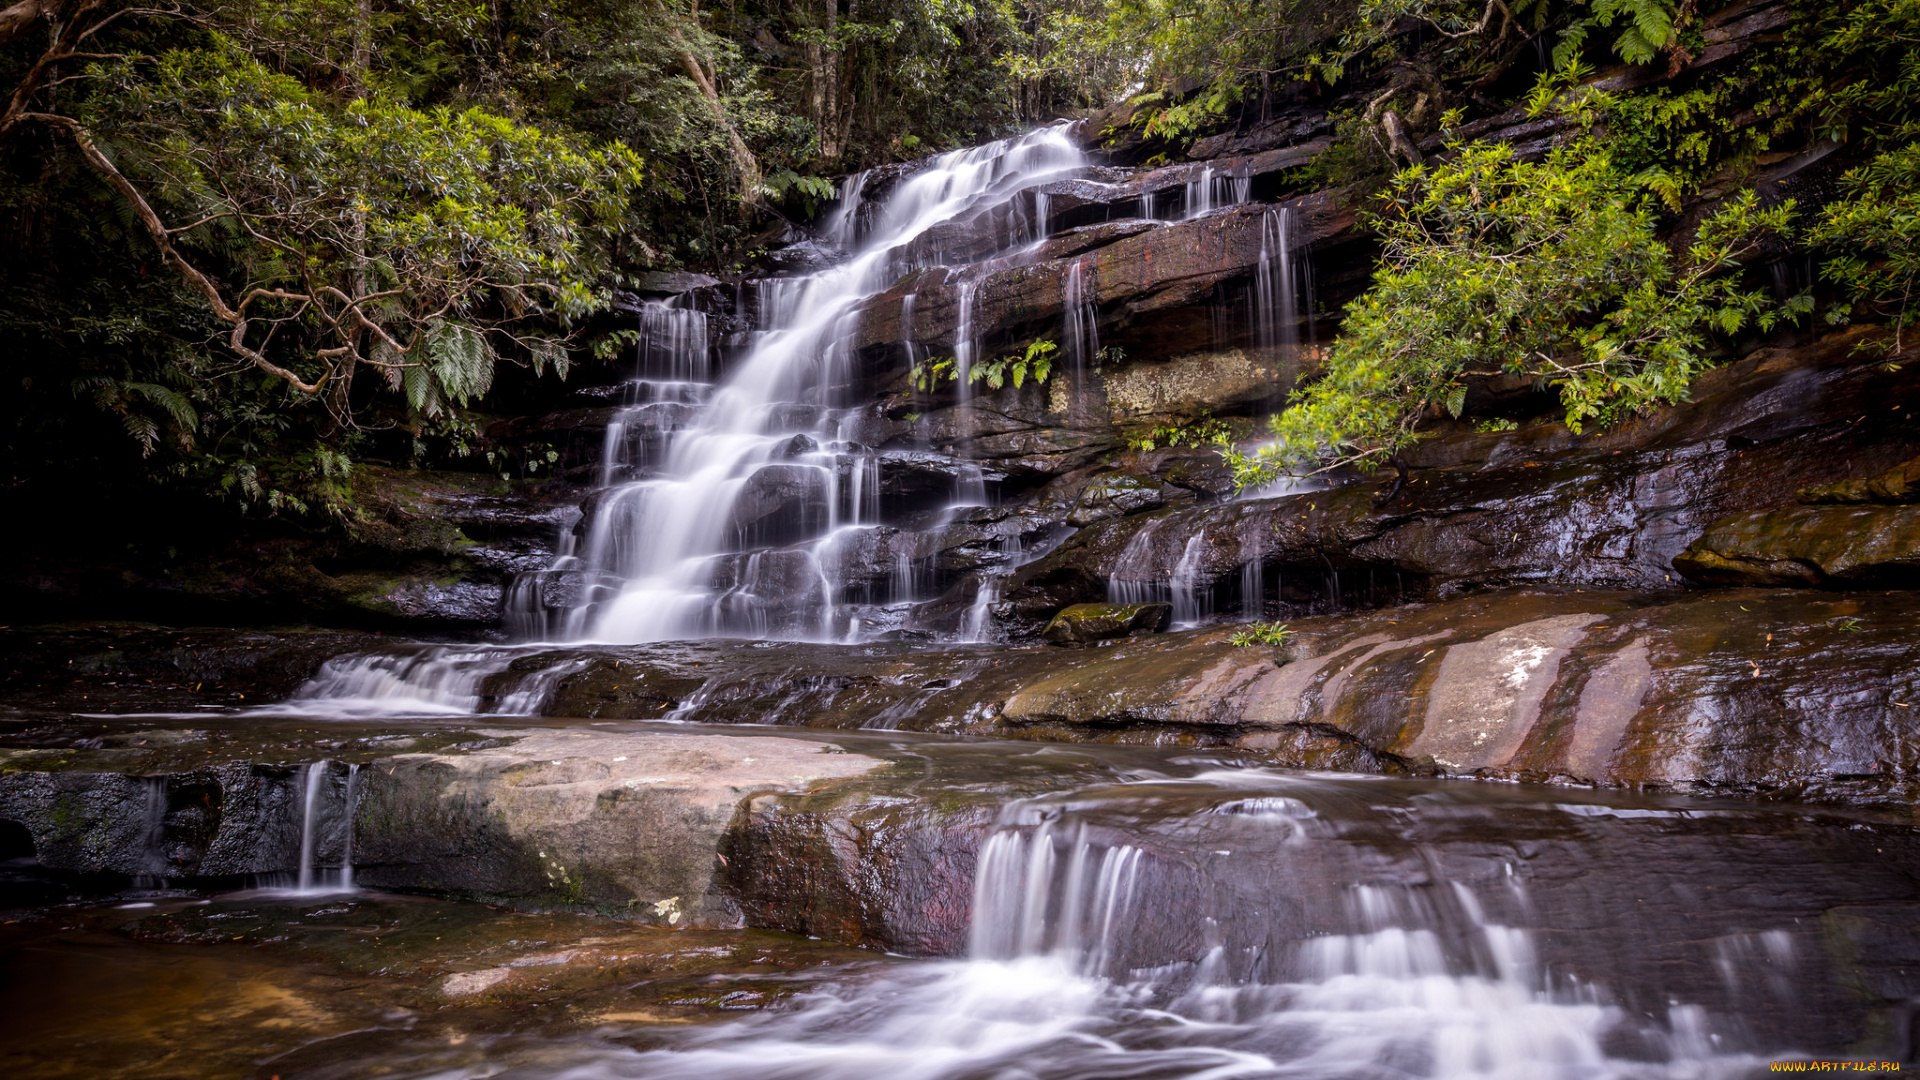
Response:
1230,621,1295,647
910,339,1058,392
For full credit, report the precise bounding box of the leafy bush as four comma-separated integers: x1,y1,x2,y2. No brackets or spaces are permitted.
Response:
1224,138,1803,489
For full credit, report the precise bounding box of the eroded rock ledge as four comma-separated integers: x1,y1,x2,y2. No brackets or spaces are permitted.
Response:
11,582,1920,808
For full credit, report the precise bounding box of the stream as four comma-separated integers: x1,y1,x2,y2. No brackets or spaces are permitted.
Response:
3,714,1915,1079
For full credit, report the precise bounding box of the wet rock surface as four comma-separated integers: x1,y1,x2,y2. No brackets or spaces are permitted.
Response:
1005,328,1920,620
1,721,1918,1069
1,466,580,633
1676,503,1920,586
354,729,881,920
12,581,1920,810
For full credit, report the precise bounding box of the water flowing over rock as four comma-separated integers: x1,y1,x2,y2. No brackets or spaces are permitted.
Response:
6,719,1919,1069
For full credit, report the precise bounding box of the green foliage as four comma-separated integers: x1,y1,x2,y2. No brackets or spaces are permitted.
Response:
910,339,1058,391
1229,621,1294,647
1225,138,1802,489
971,339,1058,390
1815,144,1920,353
909,356,958,392
1125,415,1238,452
1792,1,1920,354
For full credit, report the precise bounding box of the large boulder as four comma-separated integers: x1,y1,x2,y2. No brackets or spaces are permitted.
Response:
730,464,831,533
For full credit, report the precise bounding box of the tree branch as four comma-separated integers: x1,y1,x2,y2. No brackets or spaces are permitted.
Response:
19,112,330,395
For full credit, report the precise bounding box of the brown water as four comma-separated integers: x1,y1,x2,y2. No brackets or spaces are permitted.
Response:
0,892,880,1079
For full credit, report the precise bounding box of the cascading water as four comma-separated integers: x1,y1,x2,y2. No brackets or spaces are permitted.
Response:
280,760,356,895
1060,256,1099,417
527,128,1088,645
413,768,1821,1080
1252,205,1300,368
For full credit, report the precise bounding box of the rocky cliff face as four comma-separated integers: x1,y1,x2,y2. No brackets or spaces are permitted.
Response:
5,0,1893,641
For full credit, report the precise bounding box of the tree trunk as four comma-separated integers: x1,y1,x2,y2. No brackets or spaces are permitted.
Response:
671,22,759,197
332,0,375,426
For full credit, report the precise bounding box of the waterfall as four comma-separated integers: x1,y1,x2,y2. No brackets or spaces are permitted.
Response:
958,576,1001,644
134,776,168,887
283,760,360,894
504,129,1086,646
969,823,1142,977
340,763,360,889
637,298,710,383
1168,531,1211,627
821,168,872,248
1237,511,1266,620
1251,205,1299,369
295,760,327,893
1060,257,1099,383
1185,165,1216,218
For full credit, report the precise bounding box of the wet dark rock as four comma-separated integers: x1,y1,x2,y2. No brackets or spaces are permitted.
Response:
719,780,992,955
731,464,831,532
779,433,821,458
1800,454,1920,504
1041,602,1172,644
0,760,339,878
1137,447,1238,499
1,466,578,634
1004,328,1920,619
629,270,722,296
1188,113,1333,160
1033,140,1330,229
0,624,385,713
1066,472,1165,525
1675,504,1920,586
851,189,1354,362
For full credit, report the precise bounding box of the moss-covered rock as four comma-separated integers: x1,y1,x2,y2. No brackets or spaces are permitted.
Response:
1040,601,1172,644
1798,455,1920,505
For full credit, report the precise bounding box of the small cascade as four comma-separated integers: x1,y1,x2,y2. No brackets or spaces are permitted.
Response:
1106,518,1167,608
821,168,872,248
270,646,571,718
1236,511,1266,620
285,760,358,894
636,298,711,383
1167,531,1212,627
970,824,1142,976
1184,164,1216,218
340,763,360,889
295,760,327,892
950,274,980,453
958,576,1001,643
1060,257,1099,415
1251,205,1300,371
134,776,169,887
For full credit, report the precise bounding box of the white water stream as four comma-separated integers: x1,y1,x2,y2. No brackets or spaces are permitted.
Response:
380,771,1779,1080
509,126,1088,646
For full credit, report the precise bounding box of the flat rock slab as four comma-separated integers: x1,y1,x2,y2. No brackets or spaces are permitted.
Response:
354,729,883,923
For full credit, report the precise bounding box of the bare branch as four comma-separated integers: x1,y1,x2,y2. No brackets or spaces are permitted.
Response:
18,112,330,395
